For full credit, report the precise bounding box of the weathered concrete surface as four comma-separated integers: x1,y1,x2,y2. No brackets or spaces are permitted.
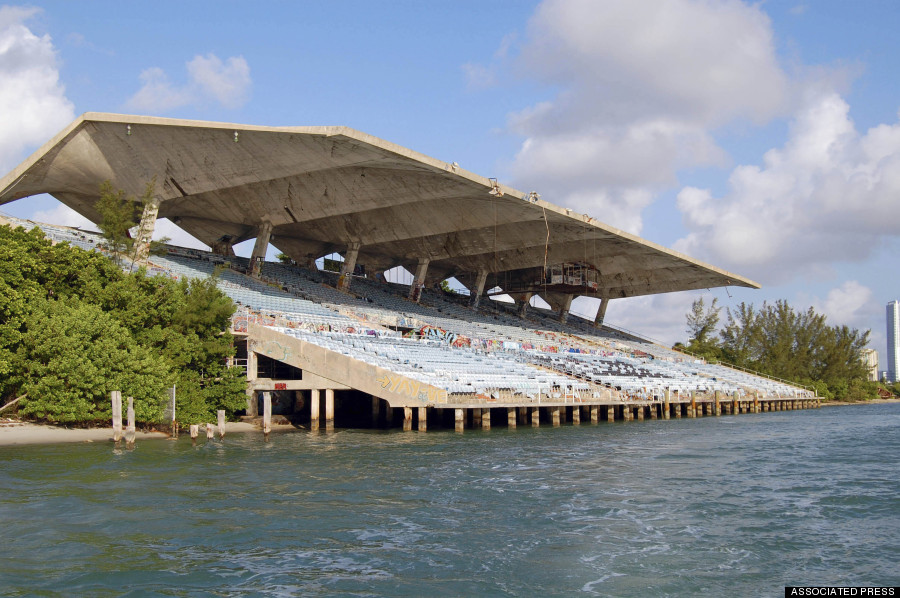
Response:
0,113,758,299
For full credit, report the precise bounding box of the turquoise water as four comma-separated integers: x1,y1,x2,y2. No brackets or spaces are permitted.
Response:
1,404,898,597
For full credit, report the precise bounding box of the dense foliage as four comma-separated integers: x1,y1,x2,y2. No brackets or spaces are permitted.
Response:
678,298,875,401
0,224,246,424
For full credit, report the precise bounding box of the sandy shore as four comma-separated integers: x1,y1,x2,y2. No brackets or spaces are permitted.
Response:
820,397,900,407
0,420,261,447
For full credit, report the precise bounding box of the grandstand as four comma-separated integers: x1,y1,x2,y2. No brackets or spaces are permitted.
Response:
0,113,818,430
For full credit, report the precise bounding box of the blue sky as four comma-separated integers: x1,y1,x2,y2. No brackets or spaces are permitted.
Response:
0,1,897,369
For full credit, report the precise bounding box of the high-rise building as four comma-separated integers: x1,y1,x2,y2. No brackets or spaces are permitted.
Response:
888,300,900,383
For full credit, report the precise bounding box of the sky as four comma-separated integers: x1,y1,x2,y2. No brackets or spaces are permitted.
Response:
0,0,897,368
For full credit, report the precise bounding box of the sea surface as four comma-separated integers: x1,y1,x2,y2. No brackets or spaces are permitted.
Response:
1,404,898,597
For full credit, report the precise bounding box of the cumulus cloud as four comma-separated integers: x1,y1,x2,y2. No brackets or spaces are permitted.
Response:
810,281,876,331
506,0,790,234
0,6,75,171
675,92,900,283
126,53,251,112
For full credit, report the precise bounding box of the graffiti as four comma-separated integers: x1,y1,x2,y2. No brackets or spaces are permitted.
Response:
418,324,469,347
375,373,447,403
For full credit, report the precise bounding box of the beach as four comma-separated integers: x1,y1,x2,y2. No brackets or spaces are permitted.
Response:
0,419,260,446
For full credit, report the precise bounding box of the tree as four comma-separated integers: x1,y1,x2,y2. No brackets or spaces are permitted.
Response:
684,297,721,360
96,180,139,265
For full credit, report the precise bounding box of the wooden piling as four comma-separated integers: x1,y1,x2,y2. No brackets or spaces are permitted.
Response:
111,391,122,443
217,410,225,439
125,397,136,447
206,423,214,440
310,389,320,431
418,407,427,432
190,424,199,443
403,407,413,431
263,392,272,435
325,389,335,431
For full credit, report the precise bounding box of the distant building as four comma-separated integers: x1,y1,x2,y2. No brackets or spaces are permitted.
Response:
888,301,900,383
861,348,879,382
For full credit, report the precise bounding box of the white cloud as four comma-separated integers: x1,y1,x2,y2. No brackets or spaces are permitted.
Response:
126,53,251,113
0,6,75,172
31,203,96,230
810,281,877,332
506,0,791,234
675,92,900,283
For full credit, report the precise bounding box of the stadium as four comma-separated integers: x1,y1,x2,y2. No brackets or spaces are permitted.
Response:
0,113,817,431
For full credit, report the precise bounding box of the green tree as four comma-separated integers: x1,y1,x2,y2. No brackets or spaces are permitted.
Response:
96,180,139,265
684,297,721,360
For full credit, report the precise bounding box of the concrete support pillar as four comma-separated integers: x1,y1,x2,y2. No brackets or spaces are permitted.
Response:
310,389,320,431
551,406,561,427
132,195,161,263
482,408,491,431
650,403,657,419
531,406,540,427
637,406,645,421
371,396,381,426
409,257,430,302
250,221,273,278
714,390,721,416
325,389,334,431
590,405,599,423
418,407,427,432
689,392,696,418
385,405,393,426
507,407,516,429
472,407,482,428
732,391,739,416
559,406,567,424
675,402,682,418
558,294,574,324
470,269,489,310
518,292,534,318
403,407,413,431
572,406,581,425
455,408,464,433
337,242,361,292
594,298,610,327
518,407,528,425
607,406,615,422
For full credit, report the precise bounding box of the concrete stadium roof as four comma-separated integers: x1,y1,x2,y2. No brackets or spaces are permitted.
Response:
0,112,759,299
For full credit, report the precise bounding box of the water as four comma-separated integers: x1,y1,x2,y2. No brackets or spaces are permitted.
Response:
1,405,898,597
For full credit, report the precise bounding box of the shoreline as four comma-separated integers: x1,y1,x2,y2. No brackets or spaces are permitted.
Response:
819,397,900,407
0,420,262,447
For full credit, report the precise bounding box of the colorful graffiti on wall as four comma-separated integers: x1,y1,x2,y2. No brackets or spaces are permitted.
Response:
416,325,471,348
375,373,448,403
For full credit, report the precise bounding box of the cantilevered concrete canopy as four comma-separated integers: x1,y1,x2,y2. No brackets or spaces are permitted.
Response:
0,112,759,299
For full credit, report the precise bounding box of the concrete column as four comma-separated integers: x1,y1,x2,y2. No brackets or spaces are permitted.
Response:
409,257,430,302
559,406,567,424
337,242,361,292
675,402,682,418
551,406,561,427
650,403,657,419
518,292,534,318
572,406,580,425
403,407,413,431
637,406,645,421
530,406,539,427
455,408,464,433
385,405,393,426
689,393,696,418
482,408,491,431
590,405,599,423
371,396,381,426
664,389,671,420
507,407,516,429
472,407,482,428
594,298,609,327
310,389,320,431
132,195,161,263
325,389,334,431
714,390,721,416
470,269,489,310
418,407,427,432
250,221,273,278
607,406,615,422
558,294,574,324
732,391,739,416
518,407,528,425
